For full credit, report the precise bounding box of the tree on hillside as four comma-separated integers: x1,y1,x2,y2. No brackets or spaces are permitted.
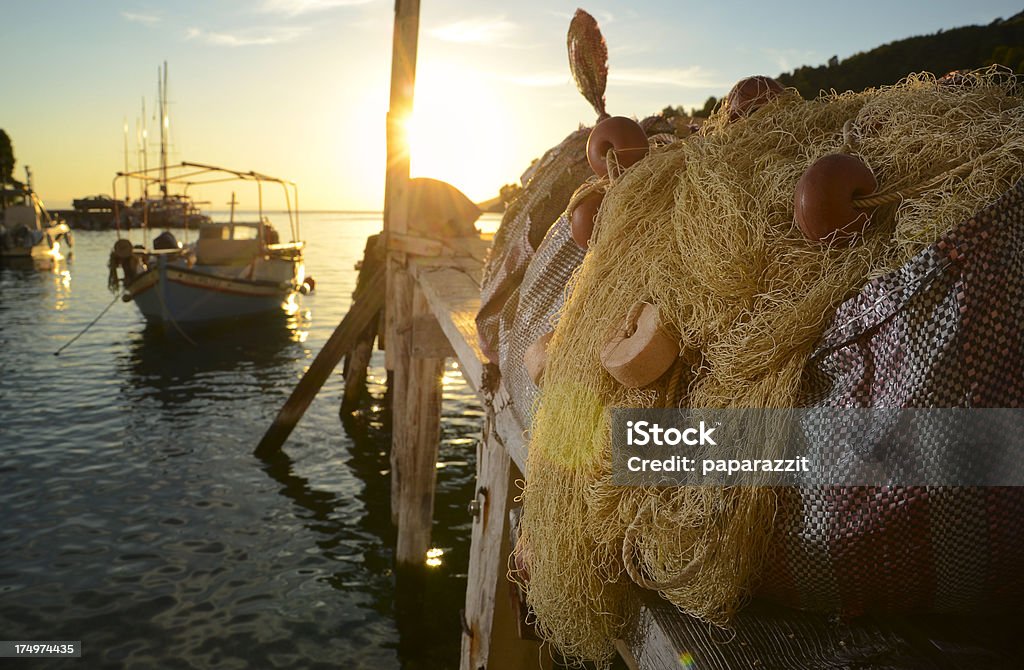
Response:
775,12,1024,97
0,129,17,187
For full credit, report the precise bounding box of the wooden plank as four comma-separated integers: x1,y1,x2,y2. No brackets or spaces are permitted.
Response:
387,233,493,261
393,286,445,565
488,383,528,474
460,422,547,670
410,260,529,471
412,261,487,395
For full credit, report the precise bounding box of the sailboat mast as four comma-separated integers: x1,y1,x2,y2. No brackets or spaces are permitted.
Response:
159,61,168,198
141,98,149,200
123,118,131,201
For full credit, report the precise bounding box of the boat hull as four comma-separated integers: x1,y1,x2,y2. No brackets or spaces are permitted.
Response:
0,224,70,269
126,258,299,325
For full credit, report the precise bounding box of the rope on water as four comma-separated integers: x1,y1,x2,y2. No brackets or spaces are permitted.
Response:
53,293,121,356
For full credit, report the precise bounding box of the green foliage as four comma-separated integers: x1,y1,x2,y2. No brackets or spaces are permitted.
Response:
662,96,719,121
776,11,1024,97
700,96,719,117
0,129,15,185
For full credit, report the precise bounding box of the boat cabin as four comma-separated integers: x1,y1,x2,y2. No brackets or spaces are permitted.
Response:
194,221,273,266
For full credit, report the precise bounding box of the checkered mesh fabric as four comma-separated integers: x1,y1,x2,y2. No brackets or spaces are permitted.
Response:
759,179,1024,615
476,128,592,363
499,214,585,428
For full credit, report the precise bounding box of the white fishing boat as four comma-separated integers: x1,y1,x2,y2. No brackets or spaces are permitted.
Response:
0,171,73,268
108,162,311,326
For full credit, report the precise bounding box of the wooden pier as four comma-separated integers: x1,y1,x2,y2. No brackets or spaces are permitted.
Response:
349,2,1024,668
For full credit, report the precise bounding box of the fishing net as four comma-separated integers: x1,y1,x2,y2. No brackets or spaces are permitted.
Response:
516,70,1024,662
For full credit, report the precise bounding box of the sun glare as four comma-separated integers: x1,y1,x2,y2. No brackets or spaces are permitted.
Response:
405,62,514,203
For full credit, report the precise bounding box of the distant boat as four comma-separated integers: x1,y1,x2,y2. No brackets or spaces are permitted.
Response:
0,171,73,268
126,193,211,229
125,62,211,231
108,162,311,326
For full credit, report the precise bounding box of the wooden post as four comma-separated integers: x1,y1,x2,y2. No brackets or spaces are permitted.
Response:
382,0,440,564
342,235,385,414
393,289,446,562
461,419,550,670
383,0,420,370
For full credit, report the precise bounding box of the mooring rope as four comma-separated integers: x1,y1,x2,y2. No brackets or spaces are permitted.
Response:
53,293,121,356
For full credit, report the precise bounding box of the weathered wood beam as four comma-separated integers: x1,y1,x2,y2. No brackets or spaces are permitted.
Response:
460,421,548,670
411,313,455,358
383,0,420,371
393,286,445,565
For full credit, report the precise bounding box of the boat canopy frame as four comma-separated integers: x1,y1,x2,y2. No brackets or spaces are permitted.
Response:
111,161,300,245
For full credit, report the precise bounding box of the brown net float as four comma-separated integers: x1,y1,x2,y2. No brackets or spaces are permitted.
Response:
586,116,649,178
569,191,604,249
794,153,878,242
725,75,785,121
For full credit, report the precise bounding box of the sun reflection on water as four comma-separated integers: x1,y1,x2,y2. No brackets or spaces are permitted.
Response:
425,547,444,568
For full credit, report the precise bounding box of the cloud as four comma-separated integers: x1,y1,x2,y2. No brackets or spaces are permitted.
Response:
259,0,374,16
429,17,517,45
504,71,570,88
547,9,615,25
506,66,724,90
121,11,160,25
610,67,725,88
185,26,309,47
761,48,821,73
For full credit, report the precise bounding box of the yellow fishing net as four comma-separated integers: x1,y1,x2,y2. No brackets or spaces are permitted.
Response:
516,70,1024,662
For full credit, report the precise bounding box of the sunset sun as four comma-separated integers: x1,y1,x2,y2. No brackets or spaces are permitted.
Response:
405,62,514,202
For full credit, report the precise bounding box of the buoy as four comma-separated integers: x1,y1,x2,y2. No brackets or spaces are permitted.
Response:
586,116,649,177
524,331,553,386
794,153,878,242
302,276,316,294
600,302,679,388
570,192,604,249
725,76,785,121
113,238,133,260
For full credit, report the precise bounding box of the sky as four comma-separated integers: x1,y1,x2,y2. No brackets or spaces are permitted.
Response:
1,1,1021,211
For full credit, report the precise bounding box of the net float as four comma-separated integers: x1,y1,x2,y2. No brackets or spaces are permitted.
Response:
524,331,553,386
600,302,679,388
570,191,604,249
725,75,785,121
113,238,134,260
794,153,878,242
586,116,649,178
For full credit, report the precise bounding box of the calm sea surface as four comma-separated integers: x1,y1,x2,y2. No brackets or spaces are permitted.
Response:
0,212,499,669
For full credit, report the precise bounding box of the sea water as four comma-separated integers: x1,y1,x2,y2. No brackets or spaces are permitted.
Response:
0,212,496,668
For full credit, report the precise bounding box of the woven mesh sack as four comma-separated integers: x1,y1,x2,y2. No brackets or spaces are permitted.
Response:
759,179,1024,616
498,214,585,428
476,128,592,363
